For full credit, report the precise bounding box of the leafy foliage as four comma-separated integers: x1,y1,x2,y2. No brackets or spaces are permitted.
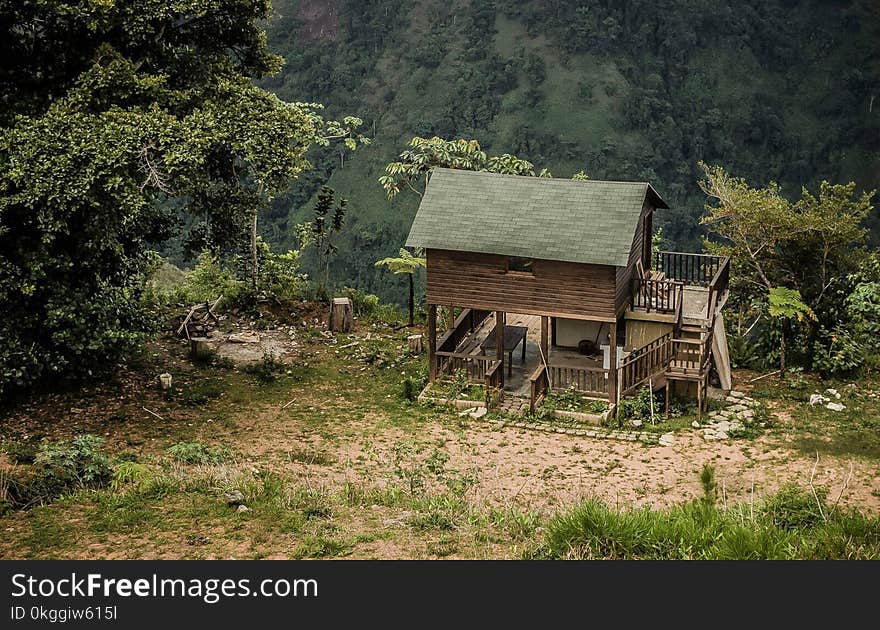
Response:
0,1,364,396
264,0,880,304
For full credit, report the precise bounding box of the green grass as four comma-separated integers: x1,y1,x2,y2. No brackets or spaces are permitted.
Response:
751,375,880,459
534,483,880,560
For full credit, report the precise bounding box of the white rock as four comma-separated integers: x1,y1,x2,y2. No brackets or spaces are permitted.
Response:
658,433,675,446
826,388,840,399
236,505,250,513
458,407,478,417
224,490,245,506
739,409,755,420
729,391,746,398
825,402,846,412
715,430,729,439
728,404,748,413
810,393,828,407
630,419,643,428
469,407,488,419
691,421,701,429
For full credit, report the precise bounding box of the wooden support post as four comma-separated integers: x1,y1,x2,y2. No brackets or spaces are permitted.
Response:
427,304,437,382
495,311,505,389
697,379,703,421
446,307,455,331
607,321,618,404
540,316,548,363
665,383,671,419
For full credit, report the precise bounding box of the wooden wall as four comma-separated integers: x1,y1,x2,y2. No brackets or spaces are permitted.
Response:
426,249,618,321
615,200,654,314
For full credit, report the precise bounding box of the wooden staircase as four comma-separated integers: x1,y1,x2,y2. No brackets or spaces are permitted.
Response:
621,252,732,419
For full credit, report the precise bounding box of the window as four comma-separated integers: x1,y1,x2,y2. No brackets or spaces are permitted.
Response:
507,257,534,274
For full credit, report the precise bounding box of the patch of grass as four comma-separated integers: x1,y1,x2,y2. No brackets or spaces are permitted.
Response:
166,441,232,465
4,440,38,465
287,447,336,466
180,379,226,407
292,536,353,559
532,479,880,560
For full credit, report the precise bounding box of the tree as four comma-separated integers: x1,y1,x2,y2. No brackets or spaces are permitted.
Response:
699,162,874,373
0,1,365,396
375,249,427,326
309,186,348,299
767,287,816,377
379,136,551,199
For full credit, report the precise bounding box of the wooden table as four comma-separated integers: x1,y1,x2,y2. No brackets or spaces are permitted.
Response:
481,325,528,377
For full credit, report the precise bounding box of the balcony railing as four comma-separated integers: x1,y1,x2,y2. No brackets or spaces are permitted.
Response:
632,277,684,313
654,251,726,287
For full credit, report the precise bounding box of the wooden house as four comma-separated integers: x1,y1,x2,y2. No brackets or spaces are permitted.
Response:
405,168,732,417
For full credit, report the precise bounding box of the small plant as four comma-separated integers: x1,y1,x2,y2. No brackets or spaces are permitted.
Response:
167,441,232,465
699,464,717,507
618,386,658,422
110,462,153,492
34,435,113,490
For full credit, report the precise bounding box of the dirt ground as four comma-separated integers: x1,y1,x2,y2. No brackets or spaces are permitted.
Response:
2,315,879,559
223,402,880,515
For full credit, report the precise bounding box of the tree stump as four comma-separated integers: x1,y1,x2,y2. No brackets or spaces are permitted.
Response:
329,297,353,333
190,337,212,362
408,334,423,355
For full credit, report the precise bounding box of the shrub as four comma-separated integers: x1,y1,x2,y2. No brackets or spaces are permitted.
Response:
811,326,863,376
618,386,658,421
166,441,232,465
5,435,115,508
34,435,113,491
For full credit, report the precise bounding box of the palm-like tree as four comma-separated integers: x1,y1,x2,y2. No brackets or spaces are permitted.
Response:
375,248,426,326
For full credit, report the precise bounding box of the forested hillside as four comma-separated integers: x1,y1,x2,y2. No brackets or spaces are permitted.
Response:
262,0,879,303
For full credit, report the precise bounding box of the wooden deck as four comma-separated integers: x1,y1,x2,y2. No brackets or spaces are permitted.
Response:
458,313,603,397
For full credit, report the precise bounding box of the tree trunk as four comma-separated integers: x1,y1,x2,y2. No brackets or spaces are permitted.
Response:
408,272,415,327
779,328,787,379
329,297,353,333
250,212,258,292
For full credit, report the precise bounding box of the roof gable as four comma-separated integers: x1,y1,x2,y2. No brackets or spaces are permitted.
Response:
405,168,667,267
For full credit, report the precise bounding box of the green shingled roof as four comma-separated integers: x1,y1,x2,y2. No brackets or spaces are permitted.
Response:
405,168,668,267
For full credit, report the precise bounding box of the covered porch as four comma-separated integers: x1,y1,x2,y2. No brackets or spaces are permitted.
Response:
427,307,619,408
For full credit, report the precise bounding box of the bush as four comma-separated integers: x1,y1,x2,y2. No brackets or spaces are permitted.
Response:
811,326,863,376
166,441,232,465
5,435,114,508
34,435,113,490
618,386,658,421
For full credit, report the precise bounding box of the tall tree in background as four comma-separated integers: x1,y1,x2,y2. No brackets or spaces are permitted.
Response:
379,136,551,199
0,1,365,396
310,186,348,299
375,249,427,326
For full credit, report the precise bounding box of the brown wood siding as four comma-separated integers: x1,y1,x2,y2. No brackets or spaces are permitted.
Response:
614,200,654,314
426,249,617,321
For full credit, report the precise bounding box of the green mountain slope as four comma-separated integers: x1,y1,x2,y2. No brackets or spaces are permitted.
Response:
261,0,880,304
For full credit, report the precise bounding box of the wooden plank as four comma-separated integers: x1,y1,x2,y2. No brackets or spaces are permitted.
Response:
427,304,437,382
426,249,618,320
